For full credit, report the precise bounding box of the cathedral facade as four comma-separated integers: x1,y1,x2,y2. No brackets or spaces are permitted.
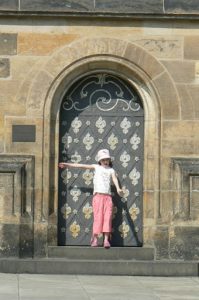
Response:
0,1,199,264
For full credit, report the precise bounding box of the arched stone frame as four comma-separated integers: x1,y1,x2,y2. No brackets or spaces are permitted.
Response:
25,38,180,249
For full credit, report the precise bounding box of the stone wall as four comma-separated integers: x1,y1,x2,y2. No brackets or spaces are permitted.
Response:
0,0,199,15
0,15,199,260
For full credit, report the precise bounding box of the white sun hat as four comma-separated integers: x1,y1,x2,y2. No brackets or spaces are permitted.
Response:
97,149,111,162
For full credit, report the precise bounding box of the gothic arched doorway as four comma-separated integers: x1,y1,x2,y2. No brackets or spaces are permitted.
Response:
58,73,144,247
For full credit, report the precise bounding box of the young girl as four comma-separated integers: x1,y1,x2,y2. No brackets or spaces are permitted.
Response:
59,149,123,248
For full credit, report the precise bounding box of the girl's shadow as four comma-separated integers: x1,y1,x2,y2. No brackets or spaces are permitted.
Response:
111,186,142,247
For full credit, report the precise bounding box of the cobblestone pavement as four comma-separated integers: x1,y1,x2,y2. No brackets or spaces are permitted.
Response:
0,274,198,300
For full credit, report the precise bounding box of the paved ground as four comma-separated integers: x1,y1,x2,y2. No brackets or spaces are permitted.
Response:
0,274,199,300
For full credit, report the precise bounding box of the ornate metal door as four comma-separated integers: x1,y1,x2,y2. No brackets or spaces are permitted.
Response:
58,73,144,246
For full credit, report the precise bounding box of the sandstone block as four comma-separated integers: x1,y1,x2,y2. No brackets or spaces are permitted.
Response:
162,138,196,156
20,0,93,11
143,191,155,219
0,224,19,257
132,36,183,59
176,84,194,120
184,36,199,60
0,0,18,11
159,191,174,222
153,72,180,120
0,33,17,55
186,85,199,119
170,227,199,260
124,43,164,79
154,226,169,260
162,60,195,83
0,58,10,78
95,0,163,13
18,33,79,56
190,176,199,220
162,121,199,139
165,0,199,14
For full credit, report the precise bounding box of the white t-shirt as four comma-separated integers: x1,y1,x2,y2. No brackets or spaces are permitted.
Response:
93,164,115,195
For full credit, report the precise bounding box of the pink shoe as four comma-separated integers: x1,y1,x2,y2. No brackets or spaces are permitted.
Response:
91,238,98,247
104,240,111,249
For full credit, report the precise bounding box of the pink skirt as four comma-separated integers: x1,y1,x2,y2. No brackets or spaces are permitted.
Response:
92,193,113,235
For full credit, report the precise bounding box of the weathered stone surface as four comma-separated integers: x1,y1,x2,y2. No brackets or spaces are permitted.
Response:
124,42,164,79
0,223,34,258
161,60,195,83
0,224,19,257
159,191,173,222
190,176,199,220
184,36,199,60
164,0,199,14
153,72,180,120
0,156,34,257
2,0,199,15
95,0,163,13
132,36,183,59
154,226,169,260
0,173,14,217
170,227,199,260
27,70,53,114
162,139,195,156
18,33,79,56
0,58,10,78
0,0,18,10
186,85,199,119
171,158,199,220
20,0,93,11
143,191,155,219
176,84,194,120
0,155,35,218
33,223,48,257
162,121,199,140
0,33,17,55
19,224,34,258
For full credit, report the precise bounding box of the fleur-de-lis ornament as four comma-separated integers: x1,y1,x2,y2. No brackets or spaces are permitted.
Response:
82,169,93,185
108,133,118,150
82,203,93,219
96,117,106,134
129,168,140,186
129,203,140,221
71,117,82,134
70,186,81,202
120,151,130,168
118,221,129,238
130,133,141,150
120,117,131,134
83,133,94,150
70,221,80,238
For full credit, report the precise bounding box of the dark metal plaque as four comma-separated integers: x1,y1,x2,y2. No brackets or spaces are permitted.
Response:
12,125,36,142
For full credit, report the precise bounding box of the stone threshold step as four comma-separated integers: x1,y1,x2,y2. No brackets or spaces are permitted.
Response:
48,246,155,261
0,258,198,276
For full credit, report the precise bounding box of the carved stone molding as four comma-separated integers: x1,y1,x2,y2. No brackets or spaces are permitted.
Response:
172,157,199,220
0,155,35,219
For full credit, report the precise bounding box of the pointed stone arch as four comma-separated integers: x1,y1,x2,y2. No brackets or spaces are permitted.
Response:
24,38,180,249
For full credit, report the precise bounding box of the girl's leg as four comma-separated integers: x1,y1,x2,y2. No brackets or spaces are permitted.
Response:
91,194,103,246
103,195,113,248
104,232,110,241
103,232,111,248
91,234,98,247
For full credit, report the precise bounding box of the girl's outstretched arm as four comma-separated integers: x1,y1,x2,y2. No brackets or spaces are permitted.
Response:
59,162,95,170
